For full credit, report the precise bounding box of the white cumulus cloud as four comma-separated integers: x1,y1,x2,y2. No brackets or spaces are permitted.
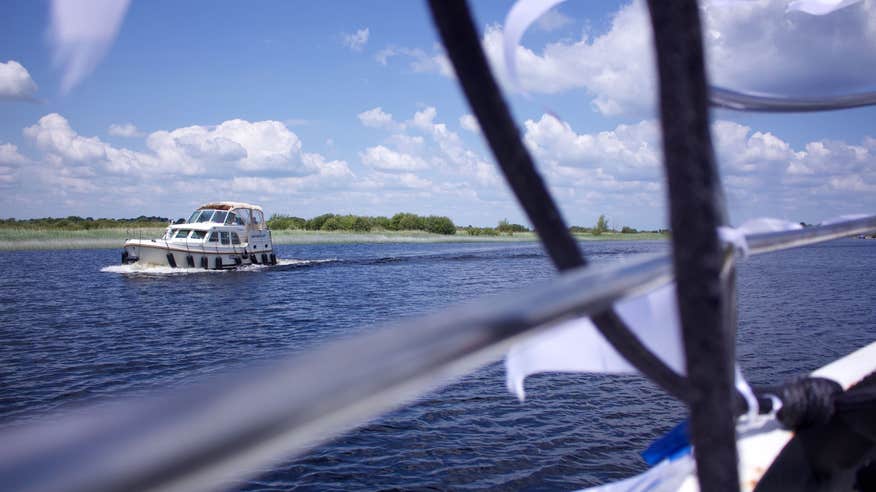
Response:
360,145,428,172
459,114,481,134
343,28,370,52
0,143,30,165
108,123,144,138
0,60,39,101
523,113,876,225
0,143,29,186
358,107,405,131
24,113,351,182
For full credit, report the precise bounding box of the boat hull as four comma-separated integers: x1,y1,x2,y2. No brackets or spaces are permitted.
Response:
122,239,276,269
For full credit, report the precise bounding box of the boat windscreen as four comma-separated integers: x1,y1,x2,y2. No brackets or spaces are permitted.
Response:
212,211,228,224
197,211,215,223
188,211,199,223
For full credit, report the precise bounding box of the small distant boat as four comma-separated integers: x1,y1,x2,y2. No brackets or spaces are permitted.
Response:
122,201,276,269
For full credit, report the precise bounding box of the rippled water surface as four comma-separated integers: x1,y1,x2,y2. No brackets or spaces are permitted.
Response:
1,239,874,490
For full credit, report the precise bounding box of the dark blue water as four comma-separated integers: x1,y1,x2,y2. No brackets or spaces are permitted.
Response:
1,239,874,490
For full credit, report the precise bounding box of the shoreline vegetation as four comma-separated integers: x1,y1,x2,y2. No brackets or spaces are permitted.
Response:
0,213,668,251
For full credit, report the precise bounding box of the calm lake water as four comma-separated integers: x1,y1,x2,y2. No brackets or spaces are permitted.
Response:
1,239,874,490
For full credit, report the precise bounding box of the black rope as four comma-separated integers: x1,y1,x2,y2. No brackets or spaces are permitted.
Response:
777,377,843,429
426,0,582,271
645,1,738,491
754,373,876,491
426,0,692,403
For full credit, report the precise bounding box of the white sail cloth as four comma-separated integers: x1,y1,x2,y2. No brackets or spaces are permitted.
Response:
505,218,802,400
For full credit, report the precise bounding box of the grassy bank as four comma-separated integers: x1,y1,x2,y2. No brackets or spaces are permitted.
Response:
0,227,666,251
0,228,168,251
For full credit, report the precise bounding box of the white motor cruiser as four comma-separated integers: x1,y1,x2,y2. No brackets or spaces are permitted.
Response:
122,201,276,269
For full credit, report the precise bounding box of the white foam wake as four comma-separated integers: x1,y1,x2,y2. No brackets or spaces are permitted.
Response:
100,258,331,275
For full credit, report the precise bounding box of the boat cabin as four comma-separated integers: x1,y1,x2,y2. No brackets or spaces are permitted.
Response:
163,201,268,248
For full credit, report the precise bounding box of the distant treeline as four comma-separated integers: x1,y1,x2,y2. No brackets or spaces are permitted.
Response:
0,216,170,230
1,213,668,237
268,213,457,235
459,219,529,236
568,215,667,235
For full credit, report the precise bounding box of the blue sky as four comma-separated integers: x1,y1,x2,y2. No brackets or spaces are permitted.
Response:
1,0,874,229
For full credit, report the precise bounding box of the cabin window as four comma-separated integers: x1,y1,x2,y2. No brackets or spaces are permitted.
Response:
252,210,264,229
197,211,214,223
190,230,207,240
212,211,228,224
187,211,200,223
226,213,244,226
175,229,191,239
234,209,251,225
231,232,241,245
208,232,219,242
220,232,230,245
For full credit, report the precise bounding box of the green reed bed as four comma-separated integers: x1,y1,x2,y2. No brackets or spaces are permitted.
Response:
0,228,167,251
0,227,666,251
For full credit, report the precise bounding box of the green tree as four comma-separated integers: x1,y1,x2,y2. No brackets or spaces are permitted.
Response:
496,219,528,235
371,216,391,230
306,213,335,230
390,212,423,231
320,216,342,231
424,215,456,235
350,215,372,232
267,214,306,230
593,214,609,236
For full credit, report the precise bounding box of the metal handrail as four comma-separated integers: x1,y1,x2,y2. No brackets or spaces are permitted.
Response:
746,216,876,254
1,217,874,492
711,86,876,112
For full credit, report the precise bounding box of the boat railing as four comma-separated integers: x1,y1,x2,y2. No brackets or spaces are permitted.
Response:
2,1,875,491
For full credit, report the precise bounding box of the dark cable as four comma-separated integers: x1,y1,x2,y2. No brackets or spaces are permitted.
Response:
645,1,739,491
426,0,582,271
426,0,692,403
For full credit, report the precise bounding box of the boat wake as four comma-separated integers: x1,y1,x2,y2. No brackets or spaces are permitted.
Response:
100,258,337,275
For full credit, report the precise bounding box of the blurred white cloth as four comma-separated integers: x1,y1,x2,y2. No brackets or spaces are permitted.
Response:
505,218,803,400
506,281,682,400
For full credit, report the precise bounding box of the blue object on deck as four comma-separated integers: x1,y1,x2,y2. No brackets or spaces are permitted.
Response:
642,420,690,466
